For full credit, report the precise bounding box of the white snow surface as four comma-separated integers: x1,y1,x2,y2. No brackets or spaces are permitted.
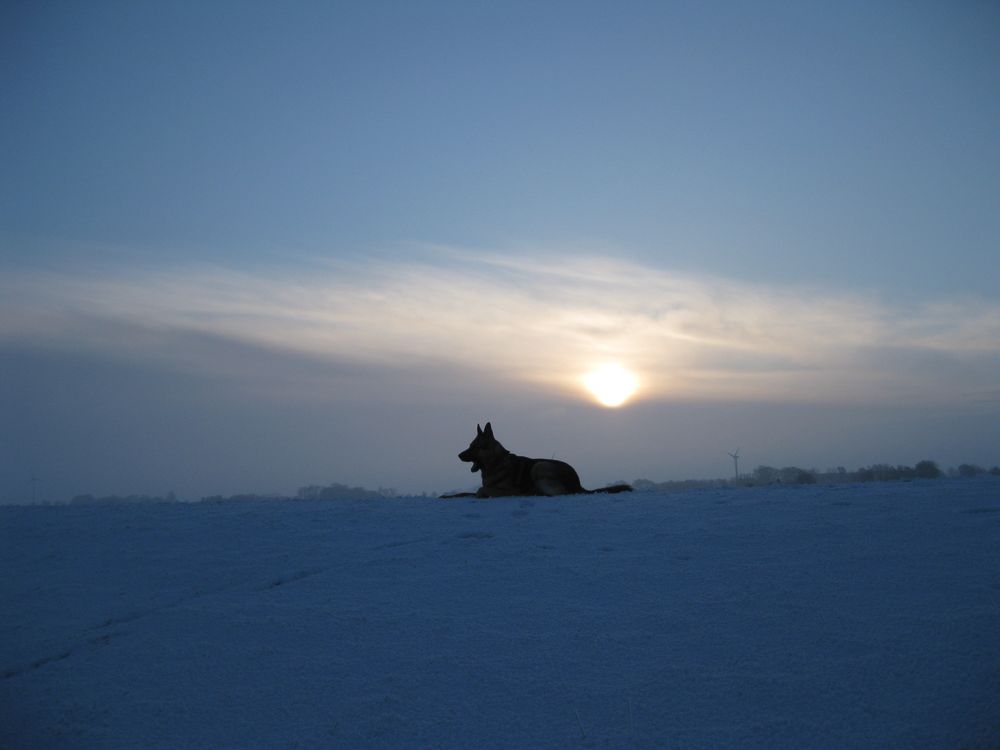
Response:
2,480,999,749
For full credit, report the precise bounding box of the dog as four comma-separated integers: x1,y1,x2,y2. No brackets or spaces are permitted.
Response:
442,422,633,498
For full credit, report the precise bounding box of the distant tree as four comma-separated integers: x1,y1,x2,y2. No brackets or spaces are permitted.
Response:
882,464,902,481
914,460,942,479
990,466,1000,476
958,464,985,477
753,466,779,484
858,464,912,482
779,466,815,484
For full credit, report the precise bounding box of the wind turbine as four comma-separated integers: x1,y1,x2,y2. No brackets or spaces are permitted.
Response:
728,449,740,482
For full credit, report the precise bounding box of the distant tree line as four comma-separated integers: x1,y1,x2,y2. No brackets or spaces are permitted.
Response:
954,463,1000,478
69,483,398,505
747,460,1000,485
71,491,179,505
747,460,945,485
632,477,732,492
200,483,397,503
632,459,999,492
295,483,396,501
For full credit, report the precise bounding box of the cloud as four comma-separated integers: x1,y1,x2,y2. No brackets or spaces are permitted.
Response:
2,248,998,407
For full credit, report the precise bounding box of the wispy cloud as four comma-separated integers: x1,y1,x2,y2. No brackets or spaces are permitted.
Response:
3,248,998,406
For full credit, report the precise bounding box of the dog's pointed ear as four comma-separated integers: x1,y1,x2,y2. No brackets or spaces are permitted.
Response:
477,424,483,436
484,422,493,437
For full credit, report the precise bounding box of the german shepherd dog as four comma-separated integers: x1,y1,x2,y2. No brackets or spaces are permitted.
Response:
443,423,633,498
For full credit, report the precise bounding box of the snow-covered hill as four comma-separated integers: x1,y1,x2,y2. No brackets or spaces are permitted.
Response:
2,480,999,749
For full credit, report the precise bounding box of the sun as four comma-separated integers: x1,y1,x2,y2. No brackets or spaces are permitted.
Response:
583,363,639,407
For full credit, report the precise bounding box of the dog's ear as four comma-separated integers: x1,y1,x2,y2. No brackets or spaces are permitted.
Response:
483,422,493,437
477,423,483,436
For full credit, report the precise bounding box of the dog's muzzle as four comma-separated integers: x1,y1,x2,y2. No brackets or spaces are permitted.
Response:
458,450,480,473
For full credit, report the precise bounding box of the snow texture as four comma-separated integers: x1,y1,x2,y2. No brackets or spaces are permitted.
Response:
2,479,999,749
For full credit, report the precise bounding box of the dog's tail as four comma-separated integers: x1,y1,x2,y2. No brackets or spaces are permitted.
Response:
585,483,633,494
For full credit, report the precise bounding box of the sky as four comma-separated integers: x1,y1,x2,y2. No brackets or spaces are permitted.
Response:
2,0,999,502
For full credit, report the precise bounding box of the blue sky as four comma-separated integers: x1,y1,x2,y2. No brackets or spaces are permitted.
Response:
2,1,999,501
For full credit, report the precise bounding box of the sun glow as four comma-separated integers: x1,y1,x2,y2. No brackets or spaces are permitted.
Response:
583,363,639,407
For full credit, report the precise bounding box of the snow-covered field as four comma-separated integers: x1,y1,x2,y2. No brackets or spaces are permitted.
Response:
2,479,999,749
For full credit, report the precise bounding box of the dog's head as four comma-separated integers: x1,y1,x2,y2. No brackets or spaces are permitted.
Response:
458,422,503,473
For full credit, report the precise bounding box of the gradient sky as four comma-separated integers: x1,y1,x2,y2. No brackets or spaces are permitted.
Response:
2,1,999,502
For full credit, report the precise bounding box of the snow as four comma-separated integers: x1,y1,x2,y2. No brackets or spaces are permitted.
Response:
2,479,999,749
